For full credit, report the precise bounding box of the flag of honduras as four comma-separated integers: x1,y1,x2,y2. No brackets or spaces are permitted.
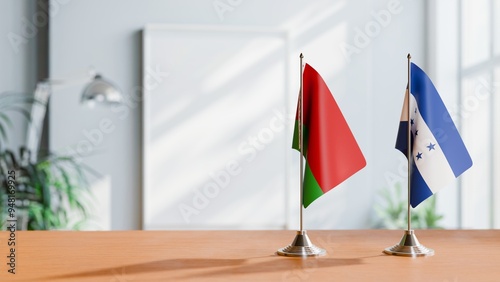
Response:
395,63,473,208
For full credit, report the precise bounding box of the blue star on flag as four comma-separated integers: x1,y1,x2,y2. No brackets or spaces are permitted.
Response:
427,142,436,151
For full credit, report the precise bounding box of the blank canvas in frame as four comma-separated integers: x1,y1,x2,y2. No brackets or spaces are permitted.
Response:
142,25,288,229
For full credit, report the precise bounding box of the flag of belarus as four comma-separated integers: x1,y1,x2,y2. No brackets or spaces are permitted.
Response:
293,64,366,208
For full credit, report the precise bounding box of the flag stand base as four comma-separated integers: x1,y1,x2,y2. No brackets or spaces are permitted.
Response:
277,230,326,257
383,230,434,257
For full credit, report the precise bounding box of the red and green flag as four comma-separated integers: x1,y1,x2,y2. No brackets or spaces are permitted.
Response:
293,63,366,208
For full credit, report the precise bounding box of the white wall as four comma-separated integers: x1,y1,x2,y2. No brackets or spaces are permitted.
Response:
0,0,38,150
49,0,426,230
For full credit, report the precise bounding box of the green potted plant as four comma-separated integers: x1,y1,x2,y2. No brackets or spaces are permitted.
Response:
0,92,93,230
373,182,444,229
0,92,34,146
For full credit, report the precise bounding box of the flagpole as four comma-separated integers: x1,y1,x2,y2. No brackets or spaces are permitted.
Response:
406,53,412,232
277,53,325,257
299,53,304,232
383,53,434,257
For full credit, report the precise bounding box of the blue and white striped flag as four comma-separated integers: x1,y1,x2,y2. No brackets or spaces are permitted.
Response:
396,63,473,208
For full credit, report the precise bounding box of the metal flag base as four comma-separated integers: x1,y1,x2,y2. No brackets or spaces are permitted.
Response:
277,230,326,257
384,230,434,257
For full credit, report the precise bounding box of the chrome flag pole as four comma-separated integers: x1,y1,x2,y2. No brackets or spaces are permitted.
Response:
300,52,304,233
383,54,434,257
277,53,326,257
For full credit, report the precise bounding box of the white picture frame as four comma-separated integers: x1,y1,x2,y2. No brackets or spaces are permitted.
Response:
142,24,291,230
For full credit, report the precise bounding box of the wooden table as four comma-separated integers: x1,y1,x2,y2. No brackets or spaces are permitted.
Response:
0,230,499,281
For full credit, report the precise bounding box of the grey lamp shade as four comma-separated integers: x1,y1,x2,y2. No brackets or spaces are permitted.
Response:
81,74,122,105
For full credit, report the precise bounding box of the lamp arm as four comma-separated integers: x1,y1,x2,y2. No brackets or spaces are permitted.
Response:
25,82,51,162
43,68,97,90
